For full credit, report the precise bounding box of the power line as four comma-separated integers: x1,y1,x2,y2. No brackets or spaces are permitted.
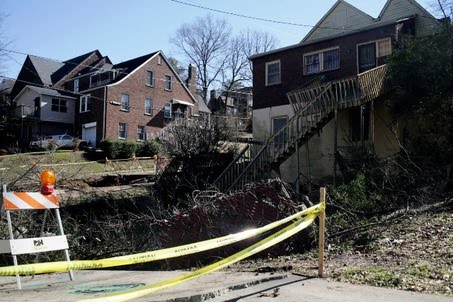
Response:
168,0,344,30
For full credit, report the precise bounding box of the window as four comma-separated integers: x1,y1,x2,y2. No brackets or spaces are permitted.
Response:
145,98,153,115
51,99,67,113
146,70,154,86
90,72,113,87
164,75,172,90
164,102,172,118
377,38,391,57
157,56,162,65
80,95,91,113
304,47,340,75
265,60,281,86
74,79,79,93
118,123,127,139
137,125,146,141
121,94,130,111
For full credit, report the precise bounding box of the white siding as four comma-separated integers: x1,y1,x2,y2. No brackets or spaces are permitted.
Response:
303,1,374,44
40,95,75,123
15,89,39,107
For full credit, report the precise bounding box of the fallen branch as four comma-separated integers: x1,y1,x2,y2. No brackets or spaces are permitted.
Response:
330,198,452,238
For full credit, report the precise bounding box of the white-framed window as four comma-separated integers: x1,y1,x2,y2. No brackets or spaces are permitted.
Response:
146,70,154,86
121,93,130,111
118,122,127,139
265,60,281,86
304,47,340,75
80,95,91,113
377,38,392,57
74,79,79,93
137,125,146,141
164,75,172,91
51,98,67,113
145,98,153,115
157,56,162,65
164,102,172,119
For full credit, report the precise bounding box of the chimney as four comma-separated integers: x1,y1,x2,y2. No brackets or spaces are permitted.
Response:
210,89,217,102
186,64,197,96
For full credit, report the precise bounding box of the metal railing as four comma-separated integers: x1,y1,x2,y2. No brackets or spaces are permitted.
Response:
13,105,39,119
214,65,388,193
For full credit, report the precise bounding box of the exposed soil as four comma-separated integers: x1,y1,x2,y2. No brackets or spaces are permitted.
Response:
228,211,452,297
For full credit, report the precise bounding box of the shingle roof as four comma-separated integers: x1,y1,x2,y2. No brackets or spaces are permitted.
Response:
195,93,211,114
28,86,76,98
51,50,100,83
28,55,64,86
109,52,158,84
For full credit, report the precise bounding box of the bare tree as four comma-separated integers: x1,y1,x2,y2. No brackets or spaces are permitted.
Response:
170,14,231,102
240,29,279,82
219,29,278,97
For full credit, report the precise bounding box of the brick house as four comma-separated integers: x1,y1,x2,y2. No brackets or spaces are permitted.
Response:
67,52,206,147
10,50,209,147
214,0,440,192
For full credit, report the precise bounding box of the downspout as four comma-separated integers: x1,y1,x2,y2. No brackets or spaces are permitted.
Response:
102,86,107,140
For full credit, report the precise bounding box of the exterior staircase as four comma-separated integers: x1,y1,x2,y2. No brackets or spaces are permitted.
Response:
213,65,388,193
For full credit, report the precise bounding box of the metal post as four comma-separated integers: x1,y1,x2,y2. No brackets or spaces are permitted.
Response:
54,208,74,281
333,109,338,185
3,184,21,289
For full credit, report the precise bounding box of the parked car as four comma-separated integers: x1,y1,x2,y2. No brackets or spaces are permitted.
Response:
30,134,88,150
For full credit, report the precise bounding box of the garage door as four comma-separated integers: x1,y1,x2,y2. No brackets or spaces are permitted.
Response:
82,122,97,147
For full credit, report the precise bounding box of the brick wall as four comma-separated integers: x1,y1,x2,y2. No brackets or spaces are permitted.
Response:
105,54,195,141
252,23,398,110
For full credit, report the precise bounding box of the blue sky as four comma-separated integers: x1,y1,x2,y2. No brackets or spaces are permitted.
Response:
0,0,436,79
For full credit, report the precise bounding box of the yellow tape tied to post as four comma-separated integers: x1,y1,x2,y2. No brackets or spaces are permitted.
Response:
80,206,324,302
0,203,324,276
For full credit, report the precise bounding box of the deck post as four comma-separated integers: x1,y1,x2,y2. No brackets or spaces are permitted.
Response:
318,187,326,277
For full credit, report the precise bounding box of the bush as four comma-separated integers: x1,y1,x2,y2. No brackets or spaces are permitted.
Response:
136,140,161,157
100,139,137,159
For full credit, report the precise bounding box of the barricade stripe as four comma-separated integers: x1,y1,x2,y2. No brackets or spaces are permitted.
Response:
28,193,59,208
13,193,47,209
0,203,324,276
80,212,320,302
2,197,19,210
3,193,34,210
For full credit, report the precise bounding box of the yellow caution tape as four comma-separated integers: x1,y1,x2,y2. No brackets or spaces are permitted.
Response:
80,205,323,302
0,203,324,276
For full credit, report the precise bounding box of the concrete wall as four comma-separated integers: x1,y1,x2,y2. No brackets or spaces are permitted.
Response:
253,99,400,182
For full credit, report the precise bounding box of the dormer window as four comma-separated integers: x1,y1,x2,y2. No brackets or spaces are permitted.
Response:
90,71,113,87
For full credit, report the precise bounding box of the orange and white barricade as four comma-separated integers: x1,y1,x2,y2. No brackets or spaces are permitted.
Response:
1,172,73,289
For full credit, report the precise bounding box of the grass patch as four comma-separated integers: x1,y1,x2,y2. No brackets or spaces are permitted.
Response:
335,265,402,288
0,151,155,186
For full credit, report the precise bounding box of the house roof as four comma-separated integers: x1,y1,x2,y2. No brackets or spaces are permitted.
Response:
109,52,159,84
15,85,76,100
195,93,211,114
301,0,375,44
51,50,101,83
28,55,64,86
250,0,437,60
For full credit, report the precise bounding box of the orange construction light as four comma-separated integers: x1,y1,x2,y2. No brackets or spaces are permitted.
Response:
40,170,56,186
